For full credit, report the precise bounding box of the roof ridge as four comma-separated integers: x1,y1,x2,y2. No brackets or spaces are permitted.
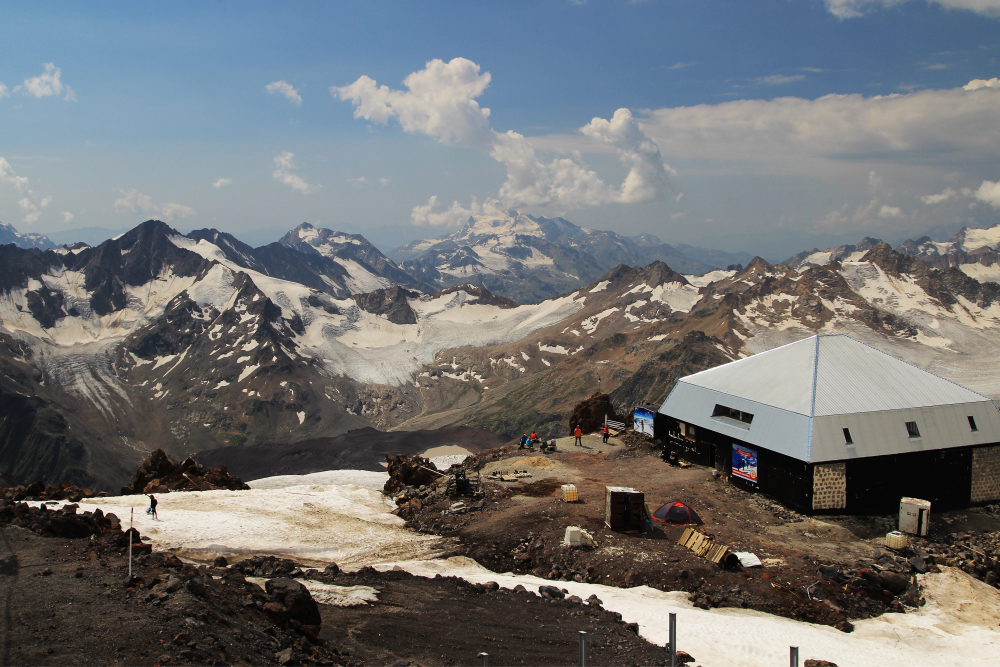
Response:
806,334,820,460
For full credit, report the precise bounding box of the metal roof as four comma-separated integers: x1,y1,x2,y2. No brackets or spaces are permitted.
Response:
678,334,990,417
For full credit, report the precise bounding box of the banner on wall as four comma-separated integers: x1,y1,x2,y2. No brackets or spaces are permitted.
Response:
633,407,655,437
732,444,758,483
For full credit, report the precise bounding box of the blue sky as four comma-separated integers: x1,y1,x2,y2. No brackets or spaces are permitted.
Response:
2,0,999,258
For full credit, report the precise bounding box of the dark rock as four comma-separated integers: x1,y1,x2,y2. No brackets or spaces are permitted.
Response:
213,555,228,568
323,561,340,576
804,660,839,667
568,393,622,435
538,585,565,600
908,556,930,574
877,571,909,595
676,651,696,664
265,578,321,627
275,647,299,666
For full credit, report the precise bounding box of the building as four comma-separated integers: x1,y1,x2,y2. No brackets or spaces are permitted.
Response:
657,334,1000,514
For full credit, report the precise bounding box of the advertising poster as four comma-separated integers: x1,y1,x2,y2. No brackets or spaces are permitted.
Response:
633,407,655,437
732,444,758,483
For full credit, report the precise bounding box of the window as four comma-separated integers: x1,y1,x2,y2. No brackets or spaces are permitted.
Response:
968,415,978,432
905,421,921,438
680,422,696,442
843,427,854,444
712,404,754,425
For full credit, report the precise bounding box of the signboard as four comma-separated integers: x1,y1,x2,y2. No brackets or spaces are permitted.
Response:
732,444,758,483
633,407,655,437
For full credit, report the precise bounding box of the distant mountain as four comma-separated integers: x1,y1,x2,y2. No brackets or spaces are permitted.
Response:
388,210,715,303
0,222,54,250
783,237,882,270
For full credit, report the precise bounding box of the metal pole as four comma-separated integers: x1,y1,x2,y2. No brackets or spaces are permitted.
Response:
478,652,488,667
579,631,586,667
668,613,676,667
128,507,133,579
790,646,799,667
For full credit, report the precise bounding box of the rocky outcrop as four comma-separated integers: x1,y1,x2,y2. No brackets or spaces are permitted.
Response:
121,449,250,495
353,286,420,324
383,453,440,497
568,393,622,434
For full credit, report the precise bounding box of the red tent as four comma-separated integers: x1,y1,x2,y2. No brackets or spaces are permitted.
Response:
651,501,704,526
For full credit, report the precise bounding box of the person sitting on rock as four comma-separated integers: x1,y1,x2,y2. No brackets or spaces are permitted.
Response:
147,494,158,520
519,434,528,449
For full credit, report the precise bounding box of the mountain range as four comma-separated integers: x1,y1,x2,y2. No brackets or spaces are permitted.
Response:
1,213,1000,491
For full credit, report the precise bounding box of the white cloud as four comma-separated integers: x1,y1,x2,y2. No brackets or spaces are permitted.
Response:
0,82,8,99
878,204,903,217
212,178,233,189
61,211,74,223
333,57,494,146
638,79,1000,166
920,187,958,204
666,62,695,70
0,156,51,224
266,81,302,106
272,152,319,194
16,63,75,101
964,77,1000,90
756,74,806,85
379,177,390,186
410,195,493,227
824,0,1000,19
348,176,368,188
113,189,195,221
337,59,673,218
975,180,1000,208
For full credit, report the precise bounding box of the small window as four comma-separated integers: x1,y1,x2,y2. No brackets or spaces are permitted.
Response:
968,416,978,432
843,427,854,444
712,404,754,425
905,421,921,438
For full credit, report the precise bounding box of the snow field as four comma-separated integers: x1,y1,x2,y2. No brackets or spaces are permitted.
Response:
378,557,1000,667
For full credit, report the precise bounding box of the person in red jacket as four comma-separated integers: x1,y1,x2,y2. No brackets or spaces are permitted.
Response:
574,425,583,446
602,424,609,444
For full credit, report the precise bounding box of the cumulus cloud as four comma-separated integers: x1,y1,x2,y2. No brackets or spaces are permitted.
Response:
114,189,195,221
975,180,1000,208
334,57,494,146
272,152,319,194
964,77,1000,90
878,204,903,217
212,178,233,189
16,63,75,101
638,79,1000,166
266,81,302,106
335,58,673,221
410,195,495,227
0,156,51,224
0,82,8,99
825,0,1000,18
62,211,74,223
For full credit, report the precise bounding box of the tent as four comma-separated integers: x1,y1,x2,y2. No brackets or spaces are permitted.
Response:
652,501,703,525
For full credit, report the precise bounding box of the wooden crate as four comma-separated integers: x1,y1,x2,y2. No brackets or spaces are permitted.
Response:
605,486,645,531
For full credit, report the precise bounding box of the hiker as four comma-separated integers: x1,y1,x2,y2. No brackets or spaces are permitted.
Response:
147,494,158,520
602,424,610,444
574,425,583,446
519,434,528,450
530,431,538,445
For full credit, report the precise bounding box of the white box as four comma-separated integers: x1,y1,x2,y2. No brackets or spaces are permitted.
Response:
899,497,931,536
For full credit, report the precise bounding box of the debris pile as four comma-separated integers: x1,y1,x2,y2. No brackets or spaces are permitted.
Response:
0,499,127,540
120,449,250,495
914,529,1000,588
568,392,622,434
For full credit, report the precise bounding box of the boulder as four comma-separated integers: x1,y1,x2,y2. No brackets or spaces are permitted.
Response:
568,393,622,434
265,578,321,627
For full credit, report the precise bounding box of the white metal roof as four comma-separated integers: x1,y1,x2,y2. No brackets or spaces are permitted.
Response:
659,334,1000,462
678,334,989,417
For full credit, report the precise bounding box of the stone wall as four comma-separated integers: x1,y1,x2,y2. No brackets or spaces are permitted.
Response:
971,445,1000,503
813,462,847,510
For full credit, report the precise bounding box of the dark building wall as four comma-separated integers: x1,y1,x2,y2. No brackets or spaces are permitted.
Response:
843,447,972,513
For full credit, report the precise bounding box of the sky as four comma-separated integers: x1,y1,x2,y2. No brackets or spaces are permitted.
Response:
2,0,1000,259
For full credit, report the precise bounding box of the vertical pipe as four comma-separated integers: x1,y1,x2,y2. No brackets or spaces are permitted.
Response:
790,646,799,667
579,631,586,667
668,613,676,667
478,652,488,667
128,507,133,580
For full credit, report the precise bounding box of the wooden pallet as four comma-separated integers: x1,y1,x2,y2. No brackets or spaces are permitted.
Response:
678,527,730,564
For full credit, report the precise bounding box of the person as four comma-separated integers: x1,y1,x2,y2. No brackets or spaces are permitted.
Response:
530,431,538,445
147,494,158,520
519,434,528,450
574,425,583,446
602,424,610,444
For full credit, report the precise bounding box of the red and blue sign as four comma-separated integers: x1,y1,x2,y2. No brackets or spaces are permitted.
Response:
732,444,758,483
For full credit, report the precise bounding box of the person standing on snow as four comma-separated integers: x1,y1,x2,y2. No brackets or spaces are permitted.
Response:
147,494,158,520
574,425,583,447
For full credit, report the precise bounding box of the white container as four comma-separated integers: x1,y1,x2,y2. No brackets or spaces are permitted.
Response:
561,484,579,502
899,497,931,536
885,531,909,549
